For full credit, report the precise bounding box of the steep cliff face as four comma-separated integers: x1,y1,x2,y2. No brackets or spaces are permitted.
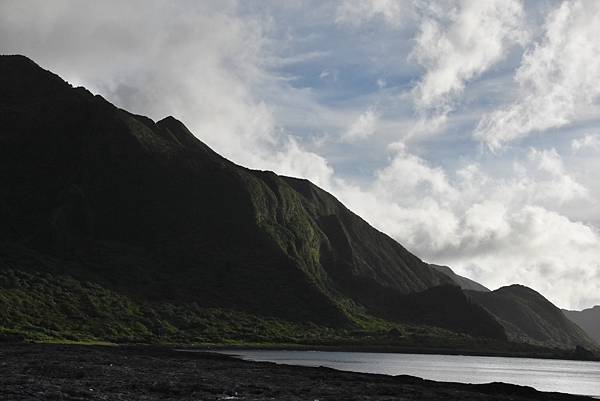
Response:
1,56,590,351
1,55,506,338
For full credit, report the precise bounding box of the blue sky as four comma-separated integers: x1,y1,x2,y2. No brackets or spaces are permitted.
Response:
2,0,600,309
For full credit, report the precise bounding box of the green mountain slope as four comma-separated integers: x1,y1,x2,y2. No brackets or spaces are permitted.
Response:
0,55,505,342
0,55,592,353
467,285,596,349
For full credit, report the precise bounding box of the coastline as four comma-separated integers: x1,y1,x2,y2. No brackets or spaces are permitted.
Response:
175,341,600,362
0,343,593,400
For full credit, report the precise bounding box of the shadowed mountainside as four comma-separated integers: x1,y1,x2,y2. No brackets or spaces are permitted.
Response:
467,285,597,350
0,55,595,353
0,55,502,342
563,306,600,345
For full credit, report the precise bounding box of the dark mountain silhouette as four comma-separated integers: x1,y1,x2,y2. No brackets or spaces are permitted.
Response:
0,55,503,341
563,306,600,345
0,55,593,352
467,285,596,349
429,264,489,292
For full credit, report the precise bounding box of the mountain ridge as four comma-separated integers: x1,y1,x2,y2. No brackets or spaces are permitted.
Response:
0,55,595,353
429,264,490,292
467,285,597,350
0,54,491,334
563,306,600,345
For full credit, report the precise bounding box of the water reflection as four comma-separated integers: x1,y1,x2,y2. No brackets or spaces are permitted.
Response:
220,350,600,397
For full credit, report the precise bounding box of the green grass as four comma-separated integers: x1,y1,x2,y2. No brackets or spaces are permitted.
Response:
2,268,595,361
0,268,479,349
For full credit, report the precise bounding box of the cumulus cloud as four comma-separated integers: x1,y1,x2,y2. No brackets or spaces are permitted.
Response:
334,145,599,309
475,0,600,150
572,133,600,153
343,107,381,142
259,138,335,187
3,0,600,309
457,205,600,310
405,0,528,139
411,0,527,112
337,0,528,138
523,148,588,204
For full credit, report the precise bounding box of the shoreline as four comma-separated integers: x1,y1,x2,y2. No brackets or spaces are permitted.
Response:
0,343,593,400
203,347,600,398
174,341,600,363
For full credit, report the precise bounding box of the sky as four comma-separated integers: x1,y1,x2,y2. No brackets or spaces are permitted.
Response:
2,0,600,310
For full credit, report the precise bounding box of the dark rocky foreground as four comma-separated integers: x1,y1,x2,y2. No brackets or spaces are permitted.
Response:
0,344,591,400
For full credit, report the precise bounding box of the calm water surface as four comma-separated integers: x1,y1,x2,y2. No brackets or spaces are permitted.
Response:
219,350,600,397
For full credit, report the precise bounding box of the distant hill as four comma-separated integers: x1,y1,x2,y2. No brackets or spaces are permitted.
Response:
563,306,600,345
467,285,597,350
0,55,591,352
429,264,489,292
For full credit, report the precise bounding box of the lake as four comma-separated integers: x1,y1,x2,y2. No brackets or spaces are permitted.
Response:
219,350,600,397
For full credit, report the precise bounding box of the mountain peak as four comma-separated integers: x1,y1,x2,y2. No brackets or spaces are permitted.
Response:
0,55,71,104
0,54,64,82
0,57,593,352
156,115,200,147
468,284,597,349
0,54,37,66
157,115,181,125
0,57,458,325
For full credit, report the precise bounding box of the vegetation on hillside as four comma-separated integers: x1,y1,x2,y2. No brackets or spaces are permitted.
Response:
0,55,597,358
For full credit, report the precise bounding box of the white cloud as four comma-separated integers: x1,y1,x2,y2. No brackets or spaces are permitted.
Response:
406,112,449,139
475,0,600,150
3,0,600,310
338,0,528,138
375,147,457,200
411,0,527,112
319,70,331,79
405,0,528,138
460,205,600,311
334,145,599,309
343,107,381,142
572,133,600,153
524,148,588,204
259,137,335,188
0,0,335,188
